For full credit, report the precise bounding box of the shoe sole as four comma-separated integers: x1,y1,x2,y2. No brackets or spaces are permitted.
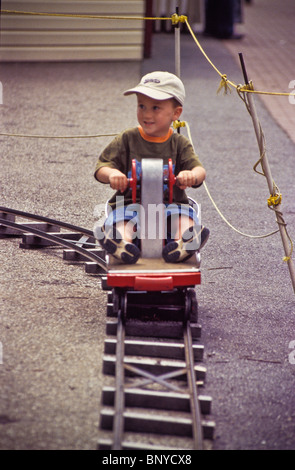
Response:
162,227,200,263
97,226,140,264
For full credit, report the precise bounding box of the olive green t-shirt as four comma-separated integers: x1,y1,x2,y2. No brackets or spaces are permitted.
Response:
94,126,203,207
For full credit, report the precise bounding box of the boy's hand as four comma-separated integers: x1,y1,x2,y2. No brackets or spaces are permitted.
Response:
109,169,129,193
176,170,196,190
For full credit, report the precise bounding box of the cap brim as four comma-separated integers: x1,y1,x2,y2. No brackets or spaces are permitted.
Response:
123,85,179,103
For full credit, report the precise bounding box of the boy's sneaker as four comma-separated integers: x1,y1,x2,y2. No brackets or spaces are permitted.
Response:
95,225,140,264
162,226,209,263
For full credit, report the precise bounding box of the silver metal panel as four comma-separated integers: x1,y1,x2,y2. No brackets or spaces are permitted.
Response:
140,159,164,258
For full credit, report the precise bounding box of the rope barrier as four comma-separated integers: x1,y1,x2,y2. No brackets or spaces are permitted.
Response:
1,9,293,98
184,18,292,98
0,8,293,266
0,132,118,139
1,9,171,22
1,9,185,25
171,13,187,25
236,83,294,267
183,120,281,240
173,120,186,130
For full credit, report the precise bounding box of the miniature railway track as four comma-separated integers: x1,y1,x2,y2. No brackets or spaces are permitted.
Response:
0,206,107,272
0,207,215,450
98,285,215,450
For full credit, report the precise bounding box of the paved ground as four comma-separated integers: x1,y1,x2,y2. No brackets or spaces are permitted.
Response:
223,0,295,144
0,1,295,451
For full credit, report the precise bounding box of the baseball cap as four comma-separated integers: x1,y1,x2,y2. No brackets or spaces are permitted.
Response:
124,71,185,106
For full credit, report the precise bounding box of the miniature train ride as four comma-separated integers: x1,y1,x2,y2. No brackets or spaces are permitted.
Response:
100,158,202,323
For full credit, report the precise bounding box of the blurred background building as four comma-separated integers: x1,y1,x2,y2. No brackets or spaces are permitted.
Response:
0,1,244,61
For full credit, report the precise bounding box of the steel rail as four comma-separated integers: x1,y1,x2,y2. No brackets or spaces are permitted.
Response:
106,295,206,449
0,206,94,237
0,218,107,271
113,301,126,450
183,320,204,450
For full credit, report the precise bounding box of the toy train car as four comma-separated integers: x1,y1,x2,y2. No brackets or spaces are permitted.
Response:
101,158,201,322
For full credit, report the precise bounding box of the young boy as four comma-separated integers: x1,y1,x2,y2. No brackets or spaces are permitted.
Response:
94,71,209,264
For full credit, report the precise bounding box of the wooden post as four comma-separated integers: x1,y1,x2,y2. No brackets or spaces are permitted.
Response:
239,53,295,293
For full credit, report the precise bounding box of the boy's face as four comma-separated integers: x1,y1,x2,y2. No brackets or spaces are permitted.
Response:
137,94,182,138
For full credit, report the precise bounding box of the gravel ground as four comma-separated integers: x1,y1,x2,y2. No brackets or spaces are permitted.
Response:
0,33,295,450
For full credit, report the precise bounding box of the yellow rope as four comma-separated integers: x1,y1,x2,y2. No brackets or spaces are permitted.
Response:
267,193,282,208
217,75,232,95
0,132,118,139
236,86,294,261
184,20,236,91
1,9,171,21
183,121,280,240
173,120,186,129
171,13,188,25
1,9,293,98
1,8,293,259
0,9,292,256
203,180,280,239
184,18,293,98
185,110,293,260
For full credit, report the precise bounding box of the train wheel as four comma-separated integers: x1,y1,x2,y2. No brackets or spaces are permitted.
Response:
186,288,198,323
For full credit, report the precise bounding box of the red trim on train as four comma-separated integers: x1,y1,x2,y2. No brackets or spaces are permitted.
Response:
107,272,201,291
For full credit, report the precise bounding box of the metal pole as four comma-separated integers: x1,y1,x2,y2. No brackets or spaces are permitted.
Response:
239,53,295,293
175,5,181,77
144,0,153,58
